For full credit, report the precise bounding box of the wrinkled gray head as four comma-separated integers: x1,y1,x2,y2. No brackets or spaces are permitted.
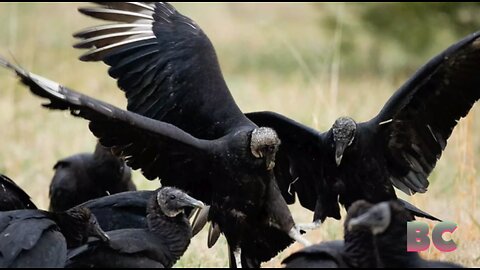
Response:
332,117,357,166
250,127,281,171
157,187,204,218
347,201,391,235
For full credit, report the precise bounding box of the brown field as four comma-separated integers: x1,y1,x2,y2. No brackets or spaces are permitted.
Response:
0,2,478,267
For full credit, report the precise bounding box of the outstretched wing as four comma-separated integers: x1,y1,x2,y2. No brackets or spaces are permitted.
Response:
74,2,254,139
1,59,215,202
365,31,480,195
397,199,440,222
246,111,341,222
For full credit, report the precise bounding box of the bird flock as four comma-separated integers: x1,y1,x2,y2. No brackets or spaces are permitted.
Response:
0,2,479,268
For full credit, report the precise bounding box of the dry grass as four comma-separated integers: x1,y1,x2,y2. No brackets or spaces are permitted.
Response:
0,2,478,268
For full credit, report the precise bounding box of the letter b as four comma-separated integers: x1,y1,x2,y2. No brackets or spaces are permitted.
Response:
407,221,430,252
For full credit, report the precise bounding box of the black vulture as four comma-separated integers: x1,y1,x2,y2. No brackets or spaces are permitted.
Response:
346,201,462,268
0,174,37,211
71,3,319,265
282,200,374,268
66,186,204,268
246,31,480,226
0,59,307,269
49,142,136,212
283,200,463,268
0,4,312,264
77,190,155,231
0,206,109,267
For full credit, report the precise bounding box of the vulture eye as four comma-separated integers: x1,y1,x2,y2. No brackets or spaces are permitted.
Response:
262,145,275,152
169,195,176,200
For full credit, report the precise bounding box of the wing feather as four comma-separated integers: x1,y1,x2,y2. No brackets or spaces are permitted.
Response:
368,32,480,194
75,2,254,139
246,111,341,221
1,59,215,202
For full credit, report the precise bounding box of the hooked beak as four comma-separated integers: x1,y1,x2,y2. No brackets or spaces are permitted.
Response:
335,141,348,166
253,151,275,170
90,224,110,243
180,193,205,209
347,202,391,234
266,153,276,171
347,212,372,232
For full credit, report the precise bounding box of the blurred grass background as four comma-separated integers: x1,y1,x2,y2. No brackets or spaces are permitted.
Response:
0,2,478,267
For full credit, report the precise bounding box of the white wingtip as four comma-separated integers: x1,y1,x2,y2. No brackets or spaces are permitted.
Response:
379,119,393,125
28,73,65,99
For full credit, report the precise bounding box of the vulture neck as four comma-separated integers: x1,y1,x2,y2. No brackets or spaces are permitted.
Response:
343,228,377,267
50,210,87,249
146,196,192,267
372,224,421,268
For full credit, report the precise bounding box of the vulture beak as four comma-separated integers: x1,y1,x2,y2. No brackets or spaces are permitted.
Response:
265,154,276,171
347,202,391,234
90,223,110,243
335,141,348,166
347,212,372,232
180,193,205,209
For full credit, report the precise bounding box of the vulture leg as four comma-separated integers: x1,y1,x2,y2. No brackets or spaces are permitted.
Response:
191,205,210,237
233,247,242,268
295,220,322,232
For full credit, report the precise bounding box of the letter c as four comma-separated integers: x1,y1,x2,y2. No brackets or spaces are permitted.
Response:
432,221,457,252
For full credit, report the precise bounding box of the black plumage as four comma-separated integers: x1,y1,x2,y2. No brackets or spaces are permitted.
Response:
0,174,37,211
0,4,311,263
0,206,109,268
283,200,463,268
49,142,136,212
66,187,204,268
77,190,154,231
246,31,480,223
0,60,302,269
71,3,316,265
346,201,462,268
283,240,345,268
283,200,373,268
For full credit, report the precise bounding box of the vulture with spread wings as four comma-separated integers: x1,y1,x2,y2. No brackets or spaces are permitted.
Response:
70,0,463,257
1,2,313,268
247,31,480,226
